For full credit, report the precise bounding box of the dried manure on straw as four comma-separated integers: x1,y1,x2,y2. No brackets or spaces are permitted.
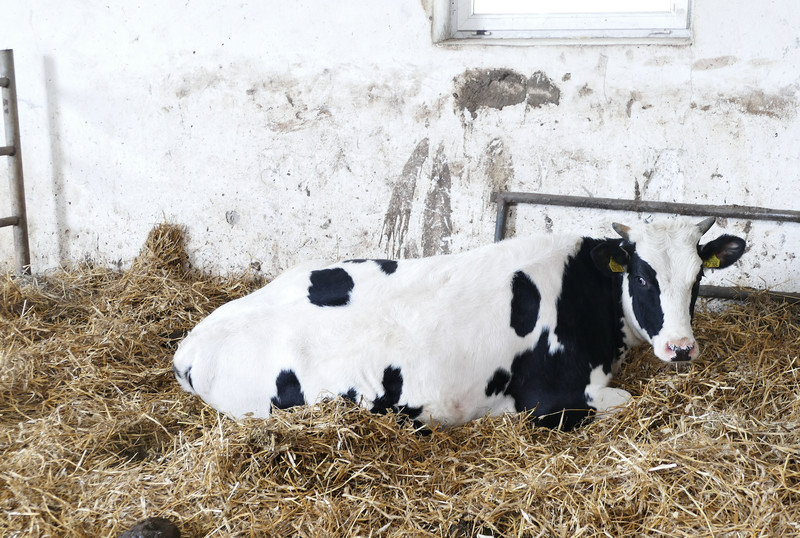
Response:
1,224,799,537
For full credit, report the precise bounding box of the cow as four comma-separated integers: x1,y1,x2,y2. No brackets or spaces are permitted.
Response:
173,217,746,430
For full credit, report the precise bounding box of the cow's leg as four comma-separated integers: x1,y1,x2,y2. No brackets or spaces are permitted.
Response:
585,385,631,413
583,363,631,414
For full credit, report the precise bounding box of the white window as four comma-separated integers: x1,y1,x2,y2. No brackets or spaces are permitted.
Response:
433,0,692,44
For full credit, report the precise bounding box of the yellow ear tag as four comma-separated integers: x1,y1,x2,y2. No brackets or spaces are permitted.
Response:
703,254,721,269
608,257,625,273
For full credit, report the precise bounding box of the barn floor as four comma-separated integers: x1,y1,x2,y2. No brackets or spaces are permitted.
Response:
1,225,799,537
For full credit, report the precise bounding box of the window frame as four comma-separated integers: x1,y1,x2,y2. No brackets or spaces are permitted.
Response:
433,0,692,45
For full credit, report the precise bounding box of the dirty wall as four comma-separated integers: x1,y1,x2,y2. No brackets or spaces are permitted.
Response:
1,0,798,293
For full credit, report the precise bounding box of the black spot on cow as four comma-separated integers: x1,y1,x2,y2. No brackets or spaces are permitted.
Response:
485,368,511,397
369,366,422,421
271,370,306,410
344,258,399,275
502,239,632,431
627,255,664,339
510,271,541,337
396,403,423,420
505,331,593,431
371,366,404,414
556,238,628,374
174,365,194,391
376,259,398,275
308,267,355,307
341,387,359,403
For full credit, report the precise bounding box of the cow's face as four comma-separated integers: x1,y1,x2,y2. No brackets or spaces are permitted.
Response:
593,218,746,363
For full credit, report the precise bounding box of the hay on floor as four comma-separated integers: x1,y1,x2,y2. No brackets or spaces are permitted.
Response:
1,224,799,537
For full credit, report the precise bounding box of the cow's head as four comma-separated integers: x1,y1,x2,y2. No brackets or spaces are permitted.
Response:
592,217,746,362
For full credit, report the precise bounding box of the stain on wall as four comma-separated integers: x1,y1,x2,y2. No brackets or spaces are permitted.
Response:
453,68,560,119
730,90,796,119
527,71,561,108
692,56,738,70
381,138,429,258
454,68,527,119
479,138,514,195
421,144,453,257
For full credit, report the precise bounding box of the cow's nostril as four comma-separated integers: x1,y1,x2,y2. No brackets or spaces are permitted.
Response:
670,345,694,362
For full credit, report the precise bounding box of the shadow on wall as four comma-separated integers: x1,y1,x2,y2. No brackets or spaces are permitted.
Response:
44,56,68,263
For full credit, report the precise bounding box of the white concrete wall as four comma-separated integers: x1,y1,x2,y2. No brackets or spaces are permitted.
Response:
1,0,798,292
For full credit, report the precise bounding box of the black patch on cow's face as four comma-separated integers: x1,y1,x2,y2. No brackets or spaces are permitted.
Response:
627,255,664,339
690,270,703,320
344,258,398,275
308,268,355,307
505,331,594,431
270,369,306,410
510,271,541,337
485,368,511,397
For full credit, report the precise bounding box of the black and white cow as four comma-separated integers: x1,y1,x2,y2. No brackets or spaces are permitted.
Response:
173,217,745,430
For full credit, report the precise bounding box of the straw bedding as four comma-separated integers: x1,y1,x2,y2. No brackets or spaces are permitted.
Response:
1,224,799,537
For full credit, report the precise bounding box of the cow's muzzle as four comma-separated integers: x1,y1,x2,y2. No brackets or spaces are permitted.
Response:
667,341,696,362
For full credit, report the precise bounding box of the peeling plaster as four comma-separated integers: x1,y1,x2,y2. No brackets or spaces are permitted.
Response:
382,138,429,258
421,145,453,257
453,68,560,120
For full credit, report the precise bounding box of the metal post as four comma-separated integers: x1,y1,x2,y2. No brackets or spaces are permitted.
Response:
1,49,31,274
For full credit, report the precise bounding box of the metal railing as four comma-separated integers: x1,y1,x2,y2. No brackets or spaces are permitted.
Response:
1,49,31,274
491,191,800,302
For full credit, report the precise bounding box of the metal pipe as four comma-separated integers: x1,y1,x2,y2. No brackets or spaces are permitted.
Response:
0,216,20,228
491,192,800,228
700,285,800,303
0,145,15,156
1,49,31,274
494,198,509,244
491,191,799,301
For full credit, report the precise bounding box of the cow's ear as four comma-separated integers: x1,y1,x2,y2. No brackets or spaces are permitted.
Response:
699,235,746,269
591,240,630,276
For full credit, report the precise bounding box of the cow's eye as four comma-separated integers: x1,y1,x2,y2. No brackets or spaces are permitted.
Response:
637,276,648,287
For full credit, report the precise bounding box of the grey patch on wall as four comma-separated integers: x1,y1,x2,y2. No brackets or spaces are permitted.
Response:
225,210,240,226
480,138,514,196
454,68,527,119
527,71,560,108
421,145,453,257
453,68,560,119
381,138,429,258
174,67,223,99
729,90,796,119
626,91,642,118
692,56,738,70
